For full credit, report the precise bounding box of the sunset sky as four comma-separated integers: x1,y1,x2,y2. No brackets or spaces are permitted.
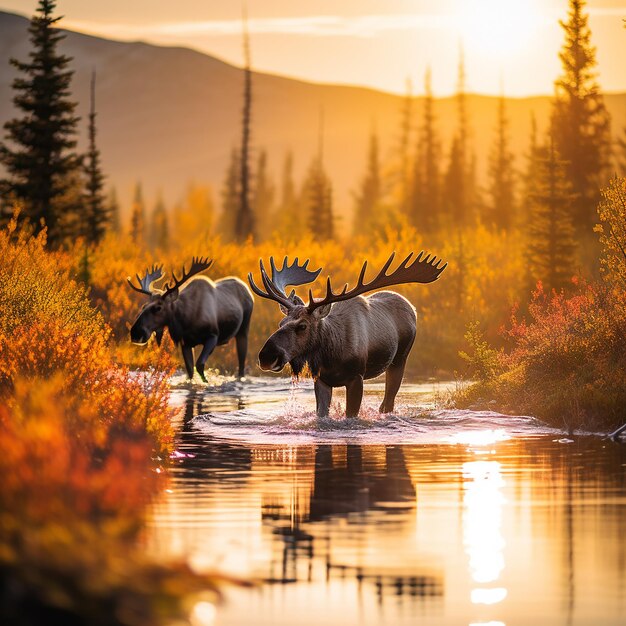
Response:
1,0,626,96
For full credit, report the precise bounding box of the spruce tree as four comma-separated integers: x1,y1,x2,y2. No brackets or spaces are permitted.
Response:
150,194,169,251
252,149,274,239
305,157,333,242
397,78,413,214
486,94,516,230
108,187,121,234
274,151,305,240
84,70,108,244
409,67,440,232
0,0,81,245
552,0,611,235
235,6,255,242
129,182,146,245
526,136,577,291
353,129,383,232
442,50,476,227
219,147,241,239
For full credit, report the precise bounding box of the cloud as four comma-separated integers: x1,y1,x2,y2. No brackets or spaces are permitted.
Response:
64,13,452,41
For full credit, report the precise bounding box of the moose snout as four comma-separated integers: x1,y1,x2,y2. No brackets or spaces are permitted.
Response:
130,322,150,345
258,340,286,372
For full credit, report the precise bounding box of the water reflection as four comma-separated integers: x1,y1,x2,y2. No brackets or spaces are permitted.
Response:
148,386,626,626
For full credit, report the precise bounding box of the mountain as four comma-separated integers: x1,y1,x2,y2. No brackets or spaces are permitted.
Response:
1,9,625,217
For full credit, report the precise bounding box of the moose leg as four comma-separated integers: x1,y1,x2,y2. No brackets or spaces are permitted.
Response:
235,332,248,378
314,379,333,418
345,376,364,418
379,363,405,414
182,344,194,380
196,335,218,383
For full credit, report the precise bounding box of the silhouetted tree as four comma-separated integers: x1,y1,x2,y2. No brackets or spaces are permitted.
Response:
0,0,81,245
306,157,333,242
486,94,516,230
219,147,241,239
252,148,274,238
552,0,611,235
129,182,146,245
526,136,577,291
442,49,477,227
397,78,413,213
353,128,383,232
108,187,121,234
275,151,302,238
409,67,441,232
83,70,108,244
306,111,333,241
235,6,255,241
150,194,169,250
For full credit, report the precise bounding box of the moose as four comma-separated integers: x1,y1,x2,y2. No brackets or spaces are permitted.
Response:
128,257,254,381
248,253,446,417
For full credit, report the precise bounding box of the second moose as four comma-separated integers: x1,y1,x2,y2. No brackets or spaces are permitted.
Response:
128,257,254,380
249,252,446,418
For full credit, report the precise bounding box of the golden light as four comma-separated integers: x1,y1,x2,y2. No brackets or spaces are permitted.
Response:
463,460,507,609
448,429,510,447
459,0,543,58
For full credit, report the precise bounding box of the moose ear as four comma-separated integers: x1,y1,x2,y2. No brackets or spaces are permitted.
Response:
312,303,332,319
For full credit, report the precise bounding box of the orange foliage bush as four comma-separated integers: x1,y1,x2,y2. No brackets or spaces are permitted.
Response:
458,281,626,431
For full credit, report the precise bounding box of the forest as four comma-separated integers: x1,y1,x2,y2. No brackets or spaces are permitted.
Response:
1,1,625,625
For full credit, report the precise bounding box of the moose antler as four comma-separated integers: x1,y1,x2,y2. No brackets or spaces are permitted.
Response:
248,256,322,309
306,251,447,311
127,264,164,296
163,256,213,294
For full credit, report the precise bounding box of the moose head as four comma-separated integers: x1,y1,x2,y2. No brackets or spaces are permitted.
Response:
127,257,213,345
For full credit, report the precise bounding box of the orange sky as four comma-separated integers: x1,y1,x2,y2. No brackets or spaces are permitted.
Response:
2,0,626,96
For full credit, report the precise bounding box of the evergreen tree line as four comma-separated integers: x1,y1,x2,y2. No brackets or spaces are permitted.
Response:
0,0,618,298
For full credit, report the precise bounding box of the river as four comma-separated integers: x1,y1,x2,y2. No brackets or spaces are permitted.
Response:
147,376,626,626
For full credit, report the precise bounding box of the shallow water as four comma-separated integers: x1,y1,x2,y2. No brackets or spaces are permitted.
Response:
147,376,626,626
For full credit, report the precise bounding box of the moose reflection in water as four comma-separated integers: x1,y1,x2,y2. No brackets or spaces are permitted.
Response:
127,257,254,380
248,252,446,417
149,387,626,626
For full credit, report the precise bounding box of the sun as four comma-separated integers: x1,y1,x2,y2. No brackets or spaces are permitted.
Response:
459,0,544,59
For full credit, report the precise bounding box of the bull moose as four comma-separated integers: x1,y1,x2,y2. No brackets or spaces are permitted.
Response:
248,253,446,417
128,257,254,380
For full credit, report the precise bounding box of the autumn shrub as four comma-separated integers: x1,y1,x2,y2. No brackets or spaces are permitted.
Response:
456,281,626,431
0,216,228,625
0,378,223,626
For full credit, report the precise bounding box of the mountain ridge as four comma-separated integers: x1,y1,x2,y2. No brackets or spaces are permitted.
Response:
1,9,625,215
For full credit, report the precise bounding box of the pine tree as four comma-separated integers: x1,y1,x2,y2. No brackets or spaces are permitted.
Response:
552,0,611,235
353,128,383,232
397,78,413,214
306,110,333,241
306,157,333,242
486,94,516,230
108,187,121,234
150,194,169,251
235,5,255,242
129,182,146,245
442,49,476,227
219,148,241,239
252,148,275,239
409,66,440,232
0,0,81,245
526,136,577,291
275,151,302,238
83,70,108,244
